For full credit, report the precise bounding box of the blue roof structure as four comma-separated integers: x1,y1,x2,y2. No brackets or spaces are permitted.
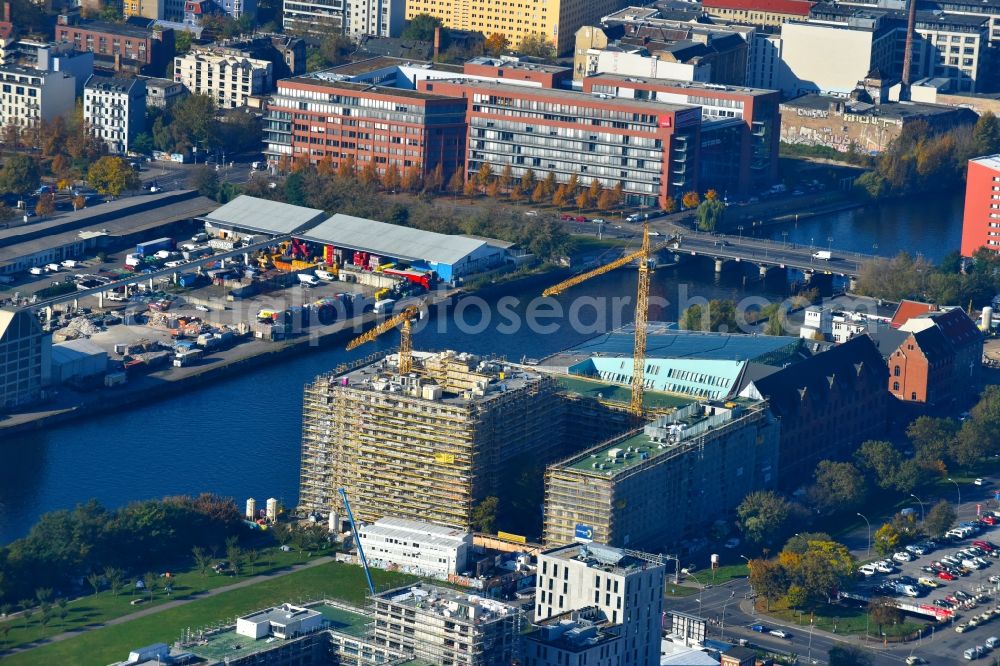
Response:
570,323,802,362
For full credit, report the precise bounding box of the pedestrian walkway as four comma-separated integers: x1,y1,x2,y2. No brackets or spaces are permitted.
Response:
2,556,335,656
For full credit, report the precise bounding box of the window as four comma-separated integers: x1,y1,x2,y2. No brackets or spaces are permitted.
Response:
893,381,900,391
894,365,900,377
911,392,917,400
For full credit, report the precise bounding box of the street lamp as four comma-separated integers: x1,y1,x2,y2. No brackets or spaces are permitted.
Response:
782,231,789,247
686,570,705,619
737,225,744,243
857,512,872,557
720,589,736,640
807,618,815,663
827,236,834,251
948,478,962,512
911,494,926,522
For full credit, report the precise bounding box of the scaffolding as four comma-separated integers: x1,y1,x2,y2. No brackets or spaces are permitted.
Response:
298,351,565,531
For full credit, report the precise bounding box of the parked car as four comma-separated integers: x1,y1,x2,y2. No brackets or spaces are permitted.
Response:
976,478,986,486
894,551,914,563
859,564,878,577
876,560,895,574
939,570,957,580
750,624,766,632
768,629,790,639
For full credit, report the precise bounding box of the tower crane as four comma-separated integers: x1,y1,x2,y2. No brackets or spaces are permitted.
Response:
346,305,420,374
543,224,679,417
338,488,375,597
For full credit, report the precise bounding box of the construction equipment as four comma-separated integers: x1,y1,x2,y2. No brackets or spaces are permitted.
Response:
542,224,678,417
339,488,375,597
346,305,419,374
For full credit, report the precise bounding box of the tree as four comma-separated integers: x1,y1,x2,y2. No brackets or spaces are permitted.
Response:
50,153,69,178
447,169,464,195
784,584,807,609
680,299,738,332
425,163,444,192
383,164,402,192
226,536,244,577
192,546,212,576
873,523,901,557
337,155,357,179
854,440,913,491
475,162,493,192
142,572,156,602
868,596,902,633
587,179,602,203
518,33,556,60
531,182,546,204
597,189,618,212
924,500,957,537
105,567,124,597
360,160,380,187
807,461,867,513
175,30,194,55
484,33,510,56
974,111,1000,156
471,496,499,533
463,179,477,197
0,154,40,194
696,197,725,231
131,132,154,155
191,165,220,199
402,14,444,42
828,647,873,666
795,540,856,602
246,549,260,576
747,558,787,610
575,191,590,210
319,34,356,68
704,188,719,201
498,164,513,193
34,193,55,219
737,491,793,545
87,156,139,198
86,572,101,596
486,180,500,198
402,165,423,192
681,191,700,209
541,172,557,198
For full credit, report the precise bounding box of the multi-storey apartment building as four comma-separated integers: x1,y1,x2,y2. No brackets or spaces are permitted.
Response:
143,76,186,108
962,154,1000,255
283,0,347,33
702,0,814,26
582,74,779,197
422,79,702,208
403,0,626,54
84,74,146,154
0,65,75,129
55,16,175,77
535,544,664,666
264,74,468,181
174,48,272,108
347,0,406,37
543,400,779,549
372,584,524,666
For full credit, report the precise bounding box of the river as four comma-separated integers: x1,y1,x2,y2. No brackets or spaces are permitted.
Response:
0,192,967,543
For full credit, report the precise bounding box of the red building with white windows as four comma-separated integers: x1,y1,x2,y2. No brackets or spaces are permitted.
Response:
961,154,1000,256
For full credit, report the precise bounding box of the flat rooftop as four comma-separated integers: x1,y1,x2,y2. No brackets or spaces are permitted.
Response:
377,584,518,624
556,399,765,476
330,351,547,405
586,72,777,97
279,75,459,101
200,195,325,236
782,94,962,119
972,154,1000,171
553,375,691,409
541,542,652,574
466,56,569,74
364,517,470,547
437,78,696,113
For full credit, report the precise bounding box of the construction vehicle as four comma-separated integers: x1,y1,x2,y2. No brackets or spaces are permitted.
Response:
346,305,420,374
542,224,678,417
339,488,375,597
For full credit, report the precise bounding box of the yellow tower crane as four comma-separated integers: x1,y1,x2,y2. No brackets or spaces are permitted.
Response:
346,306,420,374
543,224,678,417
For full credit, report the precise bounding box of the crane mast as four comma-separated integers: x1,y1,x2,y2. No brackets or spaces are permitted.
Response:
345,306,419,374
543,224,677,418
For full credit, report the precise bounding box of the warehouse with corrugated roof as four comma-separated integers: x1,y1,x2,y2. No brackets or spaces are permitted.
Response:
298,213,507,282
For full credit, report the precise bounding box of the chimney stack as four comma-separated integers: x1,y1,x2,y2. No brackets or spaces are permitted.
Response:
901,0,917,98
433,26,441,59
3,2,10,23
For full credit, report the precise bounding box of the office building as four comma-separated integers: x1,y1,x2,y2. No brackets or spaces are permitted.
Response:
143,76,185,107
543,400,779,549
0,65,75,129
962,154,1000,256
403,0,626,54
20,41,94,96
205,34,307,81
582,74,780,196
423,78,702,208
535,543,664,666
357,517,472,577
0,309,51,412
263,74,467,181
283,0,347,34
84,74,146,154
174,47,273,108
739,335,888,484
55,15,175,77
346,0,406,37
123,0,164,20
372,584,524,666
299,351,565,531
524,609,623,666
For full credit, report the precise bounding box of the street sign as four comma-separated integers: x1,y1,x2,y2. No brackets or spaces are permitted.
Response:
575,524,594,542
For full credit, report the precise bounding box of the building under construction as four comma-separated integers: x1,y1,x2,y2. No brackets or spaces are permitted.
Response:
299,350,568,531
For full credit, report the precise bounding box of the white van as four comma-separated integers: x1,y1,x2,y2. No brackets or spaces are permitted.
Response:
374,298,396,315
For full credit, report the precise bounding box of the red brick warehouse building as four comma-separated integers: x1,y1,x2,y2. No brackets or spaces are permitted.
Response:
961,154,1000,256
262,76,468,183
55,15,175,76
420,78,703,209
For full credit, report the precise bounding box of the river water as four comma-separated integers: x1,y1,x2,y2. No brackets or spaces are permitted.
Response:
0,193,965,543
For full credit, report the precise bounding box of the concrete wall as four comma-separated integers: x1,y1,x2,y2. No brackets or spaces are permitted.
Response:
594,50,709,83
780,23,876,95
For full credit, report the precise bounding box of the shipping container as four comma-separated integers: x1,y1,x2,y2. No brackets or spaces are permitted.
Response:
136,237,174,256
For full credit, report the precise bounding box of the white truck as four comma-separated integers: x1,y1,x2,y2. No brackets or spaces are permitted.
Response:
812,250,832,260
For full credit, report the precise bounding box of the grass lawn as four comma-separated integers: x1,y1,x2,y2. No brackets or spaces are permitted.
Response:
1,561,413,666
0,547,330,654
705,564,749,586
759,599,924,638
664,584,700,598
